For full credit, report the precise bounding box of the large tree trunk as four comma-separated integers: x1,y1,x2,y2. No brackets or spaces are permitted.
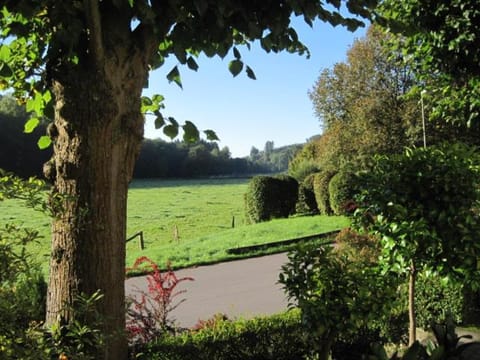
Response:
45,55,147,359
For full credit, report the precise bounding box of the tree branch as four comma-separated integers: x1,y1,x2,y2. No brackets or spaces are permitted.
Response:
83,0,104,66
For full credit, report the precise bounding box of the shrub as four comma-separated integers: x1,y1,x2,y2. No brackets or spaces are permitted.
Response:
415,273,463,329
244,175,298,223
126,257,194,345
138,310,310,360
288,158,319,182
279,244,397,360
313,169,336,215
295,173,318,215
328,169,358,215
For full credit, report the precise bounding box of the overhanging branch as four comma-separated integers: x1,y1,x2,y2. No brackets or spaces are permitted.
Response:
83,0,104,66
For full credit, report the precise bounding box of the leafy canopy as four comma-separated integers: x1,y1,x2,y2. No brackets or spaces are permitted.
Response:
353,143,480,284
0,0,378,142
376,0,480,127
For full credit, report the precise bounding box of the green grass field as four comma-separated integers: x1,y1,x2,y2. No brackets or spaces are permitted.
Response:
1,178,349,273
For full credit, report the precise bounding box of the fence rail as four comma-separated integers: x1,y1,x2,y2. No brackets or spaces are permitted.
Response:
126,231,144,250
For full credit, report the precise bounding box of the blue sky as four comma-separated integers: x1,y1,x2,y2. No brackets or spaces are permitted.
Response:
143,17,366,158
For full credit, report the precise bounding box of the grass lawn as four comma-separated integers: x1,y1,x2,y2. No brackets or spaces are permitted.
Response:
1,178,349,274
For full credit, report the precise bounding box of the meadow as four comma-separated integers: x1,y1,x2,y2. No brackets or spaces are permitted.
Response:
1,178,349,273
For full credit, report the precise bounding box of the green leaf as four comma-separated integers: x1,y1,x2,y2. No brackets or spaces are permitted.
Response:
204,130,219,141
163,124,179,139
228,60,243,77
152,94,165,103
246,66,256,80
167,117,178,127
0,63,13,77
24,117,40,133
37,136,51,149
182,121,200,143
0,45,11,61
166,66,182,88
187,56,199,71
233,47,241,60
154,114,165,129
26,92,44,116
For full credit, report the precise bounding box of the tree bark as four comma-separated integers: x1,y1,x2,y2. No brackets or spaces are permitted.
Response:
45,52,147,359
408,260,417,346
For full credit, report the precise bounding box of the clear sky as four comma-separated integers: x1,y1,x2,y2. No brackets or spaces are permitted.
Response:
143,17,366,158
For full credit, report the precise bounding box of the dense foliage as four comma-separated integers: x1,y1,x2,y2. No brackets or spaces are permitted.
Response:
313,169,336,215
0,97,298,178
0,95,51,178
244,175,298,223
352,143,480,344
377,0,480,128
295,173,318,215
134,139,300,178
279,231,398,360
138,310,310,360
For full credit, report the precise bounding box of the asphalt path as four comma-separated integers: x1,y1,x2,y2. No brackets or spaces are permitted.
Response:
125,252,290,329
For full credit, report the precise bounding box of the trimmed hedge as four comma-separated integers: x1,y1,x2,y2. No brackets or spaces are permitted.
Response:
295,173,318,215
139,310,310,360
245,175,298,223
328,169,358,215
313,170,336,215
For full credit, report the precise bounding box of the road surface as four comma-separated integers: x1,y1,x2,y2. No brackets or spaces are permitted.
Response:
125,253,290,328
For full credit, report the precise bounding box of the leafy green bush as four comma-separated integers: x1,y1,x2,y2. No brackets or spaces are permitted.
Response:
288,158,319,182
313,169,336,215
279,244,397,360
295,173,318,215
415,274,463,329
244,175,298,223
328,169,358,215
138,310,310,360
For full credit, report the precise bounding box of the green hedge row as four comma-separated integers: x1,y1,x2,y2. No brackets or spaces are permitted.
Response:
244,175,298,223
139,310,310,360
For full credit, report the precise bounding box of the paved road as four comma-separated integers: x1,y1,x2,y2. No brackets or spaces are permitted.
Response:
125,253,290,329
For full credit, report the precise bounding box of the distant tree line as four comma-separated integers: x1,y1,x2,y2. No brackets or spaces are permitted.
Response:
0,95,52,178
0,95,300,179
133,139,301,178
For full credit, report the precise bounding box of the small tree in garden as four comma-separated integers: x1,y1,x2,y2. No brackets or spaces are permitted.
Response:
352,142,480,345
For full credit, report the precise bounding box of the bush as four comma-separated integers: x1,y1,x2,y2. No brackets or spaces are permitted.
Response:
295,173,318,215
279,244,397,360
415,273,464,329
328,169,358,215
288,158,319,182
313,169,336,215
138,310,310,360
244,175,298,223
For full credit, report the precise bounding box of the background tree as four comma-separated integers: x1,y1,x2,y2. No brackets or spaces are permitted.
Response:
377,0,480,128
0,95,51,177
0,1,377,358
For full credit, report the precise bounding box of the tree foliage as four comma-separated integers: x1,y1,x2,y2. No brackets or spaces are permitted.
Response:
377,0,480,127
0,95,51,178
352,143,480,344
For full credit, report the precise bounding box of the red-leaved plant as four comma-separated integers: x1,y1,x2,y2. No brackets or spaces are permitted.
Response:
125,256,193,345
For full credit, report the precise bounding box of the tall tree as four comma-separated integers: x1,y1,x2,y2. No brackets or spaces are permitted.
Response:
0,1,377,358
377,0,480,127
